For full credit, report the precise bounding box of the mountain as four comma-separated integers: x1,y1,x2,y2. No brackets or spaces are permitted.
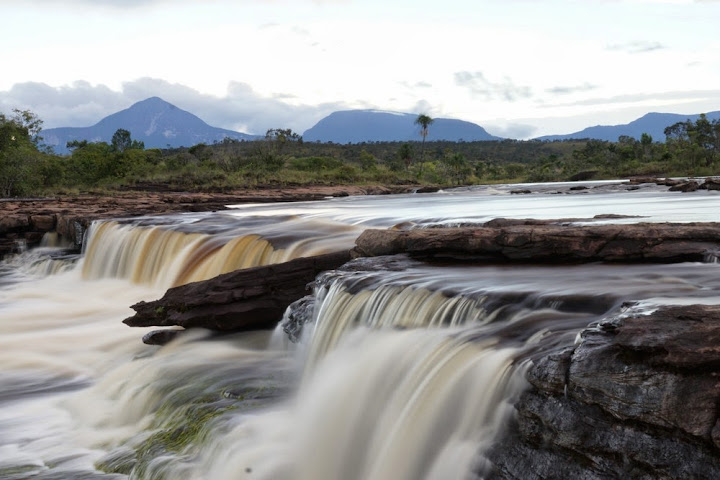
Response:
302,110,502,143
42,97,257,154
536,111,720,142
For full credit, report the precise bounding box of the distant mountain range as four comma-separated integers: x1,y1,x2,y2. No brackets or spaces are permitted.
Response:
42,97,257,154
536,111,720,142
40,97,720,153
302,110,502,143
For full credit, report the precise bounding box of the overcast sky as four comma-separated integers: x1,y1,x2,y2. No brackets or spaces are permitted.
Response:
2,0,719,139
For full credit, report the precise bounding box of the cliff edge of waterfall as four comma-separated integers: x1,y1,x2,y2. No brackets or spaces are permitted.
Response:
485,303,720,479
122,221,720,342
0,184,432,257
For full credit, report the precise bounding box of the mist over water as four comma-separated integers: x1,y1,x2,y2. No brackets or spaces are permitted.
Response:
1,184,719,479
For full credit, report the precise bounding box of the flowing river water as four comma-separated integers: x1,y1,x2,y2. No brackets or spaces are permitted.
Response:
1,181,720,479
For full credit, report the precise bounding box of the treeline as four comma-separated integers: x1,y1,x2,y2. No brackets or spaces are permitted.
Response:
1,111,719,197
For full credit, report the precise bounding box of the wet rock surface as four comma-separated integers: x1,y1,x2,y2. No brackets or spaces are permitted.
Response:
485,304,720,479
354,223,720,263
0,185,422,257
124,251,352,332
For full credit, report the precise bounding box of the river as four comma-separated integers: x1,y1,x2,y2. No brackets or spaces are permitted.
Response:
1,181,719,479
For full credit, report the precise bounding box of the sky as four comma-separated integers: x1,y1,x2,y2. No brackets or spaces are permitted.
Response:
1,0,720,139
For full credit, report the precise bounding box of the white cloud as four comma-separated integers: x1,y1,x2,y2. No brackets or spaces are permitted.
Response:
0,79,347,134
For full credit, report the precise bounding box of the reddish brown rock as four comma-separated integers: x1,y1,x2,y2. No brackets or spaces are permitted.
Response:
0,185,432,256
353,223,720,263
29,214,56,231
669,180,700,192
124,251,352,331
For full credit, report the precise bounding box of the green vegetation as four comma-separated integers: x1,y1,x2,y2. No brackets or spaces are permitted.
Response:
95,361,287,479
415,113,434,164
2,110,720,197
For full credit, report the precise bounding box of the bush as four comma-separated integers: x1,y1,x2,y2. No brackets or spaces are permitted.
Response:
288,156,343,171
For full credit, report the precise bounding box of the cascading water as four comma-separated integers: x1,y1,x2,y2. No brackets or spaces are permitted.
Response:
2,183,720,479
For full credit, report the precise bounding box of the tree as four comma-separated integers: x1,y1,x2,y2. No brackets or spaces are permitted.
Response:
265,128,302,152
442,151,472,185
414,113,434,163
66,139,89,150
11,109,43,144
397,143,414,171
664,114,720,168
0,110,44,196
111,129,144,153
359,150,377,171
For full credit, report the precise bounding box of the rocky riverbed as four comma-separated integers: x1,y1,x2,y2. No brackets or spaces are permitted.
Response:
0,185,425,257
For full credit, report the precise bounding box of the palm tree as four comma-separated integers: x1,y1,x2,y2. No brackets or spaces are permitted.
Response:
414,113,434,163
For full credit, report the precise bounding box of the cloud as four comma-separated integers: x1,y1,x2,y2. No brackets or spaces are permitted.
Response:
606,41,666,53
454,71,532,102
484,123,538,140
542,88,720,108
545,83,598,95
0,78,347,134
1,0,345,6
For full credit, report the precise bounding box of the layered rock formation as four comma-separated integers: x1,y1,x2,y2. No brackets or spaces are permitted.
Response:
0,185,425,257
353,223,720,263
124,251,352,338
485,304,720,479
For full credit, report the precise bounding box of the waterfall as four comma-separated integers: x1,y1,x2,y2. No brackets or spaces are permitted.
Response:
4,187,720,480
80,216,362,288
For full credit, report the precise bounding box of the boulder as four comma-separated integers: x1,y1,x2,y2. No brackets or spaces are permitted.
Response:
124,251,352,331
485,304,720,479
669,181,700,192
701,177,720,190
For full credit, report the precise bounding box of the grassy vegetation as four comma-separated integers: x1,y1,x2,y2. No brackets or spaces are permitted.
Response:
2,111,720,197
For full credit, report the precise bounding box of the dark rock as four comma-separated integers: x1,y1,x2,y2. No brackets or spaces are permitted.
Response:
568,171,598,181
124,251,352,331
486,304,720,479
701,177,720,190
510,189,532,194
353,223,720,263
142,329,185,345
414,186,441,193
279,296,315,343
669,181,699,192
30,214,56,231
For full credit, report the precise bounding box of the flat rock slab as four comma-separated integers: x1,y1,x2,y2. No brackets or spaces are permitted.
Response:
124,250,352,331
353,222,720,263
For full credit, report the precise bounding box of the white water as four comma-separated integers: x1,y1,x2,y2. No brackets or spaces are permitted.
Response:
1,183,720,479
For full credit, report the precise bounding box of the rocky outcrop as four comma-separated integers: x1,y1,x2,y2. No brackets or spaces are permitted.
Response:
485,304,720,479
123,251,352,335
353,223,720,263
628,176,720,191
669,180,700,192
0,185,432,257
